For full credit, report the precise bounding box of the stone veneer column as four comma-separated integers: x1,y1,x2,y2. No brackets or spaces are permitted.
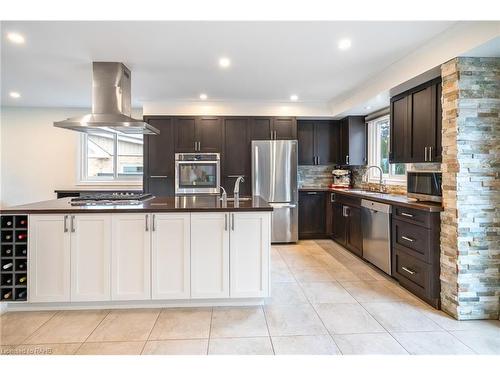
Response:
440,57,499,320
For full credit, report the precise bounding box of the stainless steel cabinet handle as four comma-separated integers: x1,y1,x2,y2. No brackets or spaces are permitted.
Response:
152,214,156,231
150,175,168,178
231,213,235,231
429,146,433,162
424,147,428,161
198,141,201,151
64,215,68,233
330,193,336,203
145,214,149,232
227,175,246,178
401,212,414,218
343,206,349,217
401,235,414,242
402,266,416,275
317,156,320,165
274,130,277,140
225,214,228,231
346,155,349,165
71,215,75,232
307,191,318,195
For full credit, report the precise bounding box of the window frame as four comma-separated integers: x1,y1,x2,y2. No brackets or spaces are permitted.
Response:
78,133,143,185
367,114,406,185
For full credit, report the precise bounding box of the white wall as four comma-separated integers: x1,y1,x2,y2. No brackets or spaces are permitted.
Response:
0,107,142,207
143,100,333,117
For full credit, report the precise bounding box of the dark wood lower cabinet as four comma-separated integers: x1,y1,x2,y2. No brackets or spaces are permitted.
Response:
299,191,327,239
330,193,362,256
391,206,441,309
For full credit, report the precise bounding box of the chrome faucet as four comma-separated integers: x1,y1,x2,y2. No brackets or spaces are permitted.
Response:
220,186,227,206
233,176,245,202
363,166,385,192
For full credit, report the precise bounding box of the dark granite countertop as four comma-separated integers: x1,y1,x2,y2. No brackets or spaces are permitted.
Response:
0,196,273,214
299,186,443,212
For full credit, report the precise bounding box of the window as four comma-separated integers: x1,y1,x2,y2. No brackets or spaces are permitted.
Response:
367,115,406,184
80,132,143,182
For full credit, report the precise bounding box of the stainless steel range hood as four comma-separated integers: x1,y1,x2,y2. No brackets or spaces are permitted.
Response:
54,62,159,135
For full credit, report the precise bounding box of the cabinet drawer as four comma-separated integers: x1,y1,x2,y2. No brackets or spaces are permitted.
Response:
332,193,361,207
393,206,432,228
393,249,439,308
392,219,432,263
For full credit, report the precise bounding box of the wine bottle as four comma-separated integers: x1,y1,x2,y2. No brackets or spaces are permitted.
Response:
19,276,27,284
2,262,13,270
17,262,26,270
3,291,12,299
19,219,27,226
6,220,13,227
17,290,26,299
4,234,12,241
4,277,13,285
17,233,27,241
5,248,13,255
21,248,27,256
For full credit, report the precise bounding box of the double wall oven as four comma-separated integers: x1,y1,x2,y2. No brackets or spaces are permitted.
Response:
175,153,220,195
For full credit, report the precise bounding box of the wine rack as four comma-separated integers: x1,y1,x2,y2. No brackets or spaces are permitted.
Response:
1,215,28,301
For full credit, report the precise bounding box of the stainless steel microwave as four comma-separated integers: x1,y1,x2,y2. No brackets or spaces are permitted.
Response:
407,171,442,202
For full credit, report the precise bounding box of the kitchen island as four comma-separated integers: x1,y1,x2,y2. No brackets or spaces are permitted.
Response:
0,196,272,311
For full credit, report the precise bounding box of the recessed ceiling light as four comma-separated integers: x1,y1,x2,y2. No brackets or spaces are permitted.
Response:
365,106,372,110
7,32,25,44
290,95,299,101
9,91,21,99
199,93,208,100
218,57,231,68
338,38,352,51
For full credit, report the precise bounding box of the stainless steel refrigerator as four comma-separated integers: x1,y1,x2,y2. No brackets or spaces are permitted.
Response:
252,140,298,243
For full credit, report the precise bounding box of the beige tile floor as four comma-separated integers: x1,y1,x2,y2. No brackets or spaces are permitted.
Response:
1,240,499,355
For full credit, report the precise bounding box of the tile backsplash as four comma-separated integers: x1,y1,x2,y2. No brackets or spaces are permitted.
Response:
298,165,335,187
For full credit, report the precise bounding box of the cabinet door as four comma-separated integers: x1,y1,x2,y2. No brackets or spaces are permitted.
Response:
347,116,367,166
273,117,297,139
196,117,223,152
111,214,151,301
151,213,190,299
174,117,197,152
331,202,346,245
299,191,326,238
339,118,350,165
191,213,229,298
250,118,272,140
297,120,315,165
222,118,251,195
29,215,70,302
230,212,270,298
70,214,111,302
390,95,411,163
346,205,363,257
411,86,434,162
315,121,340,165
144,117,175,196
433,82,442,162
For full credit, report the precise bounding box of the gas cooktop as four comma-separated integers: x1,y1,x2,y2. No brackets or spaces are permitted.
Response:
70,192,153,206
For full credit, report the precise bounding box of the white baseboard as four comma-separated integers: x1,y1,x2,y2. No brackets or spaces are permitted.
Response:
5,298,265,312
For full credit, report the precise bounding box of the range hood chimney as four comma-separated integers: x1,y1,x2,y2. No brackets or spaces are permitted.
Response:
54,62,159,135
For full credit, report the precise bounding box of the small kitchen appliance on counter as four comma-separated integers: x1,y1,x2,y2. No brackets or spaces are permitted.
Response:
330,169,352,188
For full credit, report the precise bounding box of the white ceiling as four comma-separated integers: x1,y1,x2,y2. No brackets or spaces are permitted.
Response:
1,21,456,109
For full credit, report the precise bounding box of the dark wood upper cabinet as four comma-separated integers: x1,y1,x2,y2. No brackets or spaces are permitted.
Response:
297,120,339,165
250,118,272,140
173,117,197,152
143,117,175,197
339,116,367,166
390,77,442,163
390,95,411,163
299,191,326,239
222,118,251,196
196,117,223,152
273,117,297,140
297,121,315,165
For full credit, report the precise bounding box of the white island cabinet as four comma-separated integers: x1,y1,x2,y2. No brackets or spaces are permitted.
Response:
21,207,271,309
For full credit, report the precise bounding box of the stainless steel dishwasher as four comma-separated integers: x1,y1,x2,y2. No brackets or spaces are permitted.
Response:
361,199,392,275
